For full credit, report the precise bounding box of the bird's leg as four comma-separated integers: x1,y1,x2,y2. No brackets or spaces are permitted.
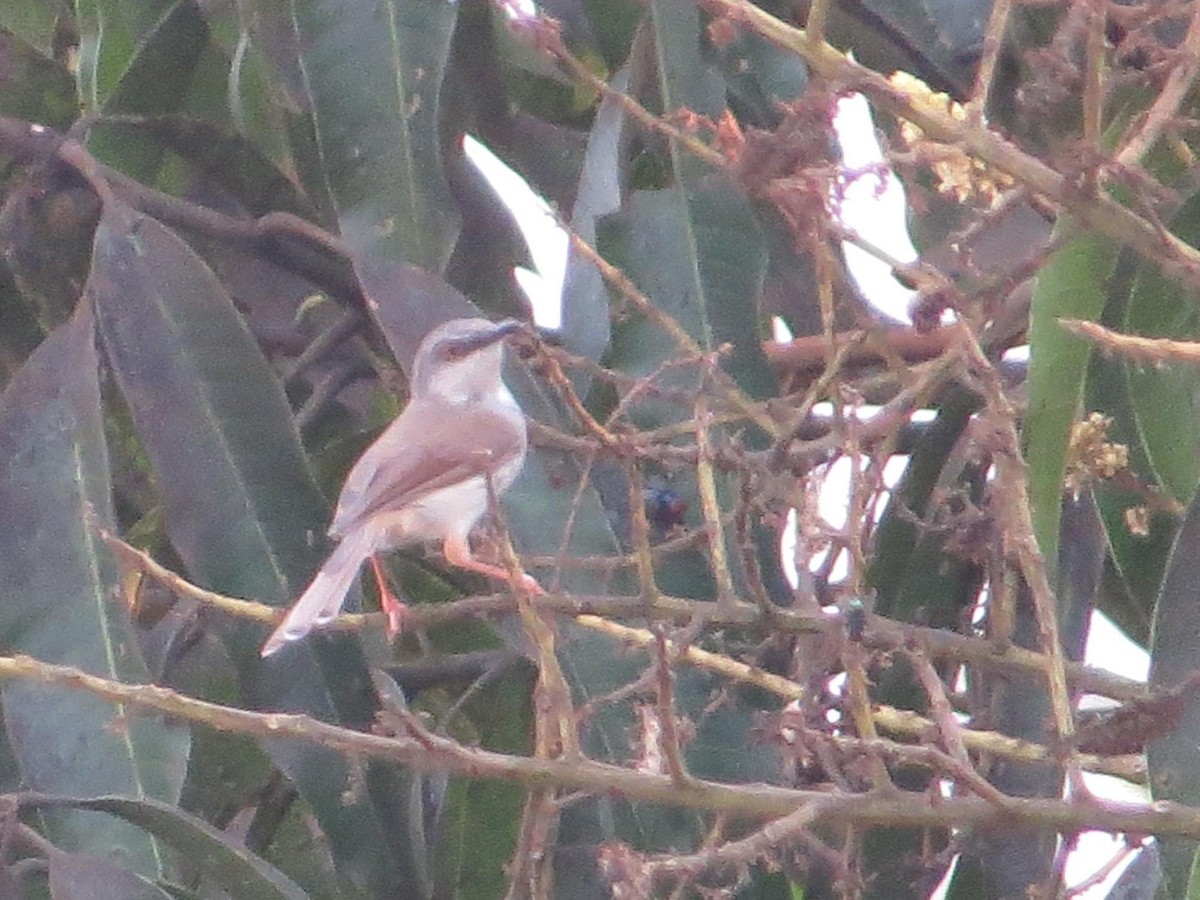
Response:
443,535,545,595
369,554,407,640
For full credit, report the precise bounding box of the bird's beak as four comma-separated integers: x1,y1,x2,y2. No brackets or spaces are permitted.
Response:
456,319,525,355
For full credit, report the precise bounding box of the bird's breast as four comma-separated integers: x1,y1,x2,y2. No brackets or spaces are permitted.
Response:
375,452,524,549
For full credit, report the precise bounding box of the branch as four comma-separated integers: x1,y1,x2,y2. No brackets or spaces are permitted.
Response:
763,327,958,375
0,117,367,315
0,654,1187,838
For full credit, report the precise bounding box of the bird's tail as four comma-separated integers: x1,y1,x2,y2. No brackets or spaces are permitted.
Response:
260,529,373,657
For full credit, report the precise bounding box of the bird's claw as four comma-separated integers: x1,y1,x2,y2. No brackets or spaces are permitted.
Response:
381,592,408,641
519,572,546,596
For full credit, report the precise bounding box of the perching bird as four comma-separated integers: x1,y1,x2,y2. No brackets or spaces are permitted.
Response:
261,317,543,657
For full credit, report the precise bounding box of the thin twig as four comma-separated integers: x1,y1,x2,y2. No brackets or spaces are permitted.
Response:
574,615,1140,780
905,645,973,770
1115,0,1200,167
697,0,1200,286
100,529,1149,704
537,22,725,170
1083,2,1107,146
968,0,1013,118
1060,317,1200,365
694,384,738,608
625,461,661,602
841,642,895,790
953,322,1082,790
652,627,694,786
644,800,833,886
559,220,780,437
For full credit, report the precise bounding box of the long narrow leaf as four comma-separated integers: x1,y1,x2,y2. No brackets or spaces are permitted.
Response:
33,795,311,900
1123,191,1200,504
76,0,209,180
242,0,460,268
0,303,189,874
1148,485,1200,892
89,201,417,895
1025,227,1116,581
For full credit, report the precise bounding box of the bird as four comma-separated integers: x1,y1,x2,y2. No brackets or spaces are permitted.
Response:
261,317,543,657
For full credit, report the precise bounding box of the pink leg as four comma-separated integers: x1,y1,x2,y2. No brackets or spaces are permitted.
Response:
443,535,545,595
370,554,407,640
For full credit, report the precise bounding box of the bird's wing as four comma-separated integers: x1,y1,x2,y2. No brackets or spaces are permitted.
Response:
329,400,526,535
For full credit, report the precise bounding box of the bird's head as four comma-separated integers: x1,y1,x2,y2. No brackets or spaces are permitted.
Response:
411,318,523,403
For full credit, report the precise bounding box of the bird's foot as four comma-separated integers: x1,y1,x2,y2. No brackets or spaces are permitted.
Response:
380,590,409,641
517,571,546,596
443,536,545,596
370,553,408,642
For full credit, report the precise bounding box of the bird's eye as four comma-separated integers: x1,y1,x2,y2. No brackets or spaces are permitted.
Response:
438,341,466,361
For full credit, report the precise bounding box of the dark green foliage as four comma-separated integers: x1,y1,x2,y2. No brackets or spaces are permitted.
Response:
0,1,1194,898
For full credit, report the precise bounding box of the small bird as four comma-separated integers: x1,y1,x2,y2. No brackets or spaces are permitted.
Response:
261,317,543,657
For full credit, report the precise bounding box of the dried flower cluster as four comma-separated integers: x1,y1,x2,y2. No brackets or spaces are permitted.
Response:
889,71,1016,208
1064,412,1129,494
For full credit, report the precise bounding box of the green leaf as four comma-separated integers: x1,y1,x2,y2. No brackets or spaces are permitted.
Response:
558,66,627,370
0,221,50,384
75,0,187,104
582,0,642,72
186,3,300,178
1148,484,1200,893
92,116,315,218
1123,191,1200,503
447,0,589,213
242,0,460,268
257,792,344,900
1025,226,1117,582
76,0,210,180
1186,845,1200,900
714,25,808,127
605,183,774,415
1084,195,1200,649
1076,245,1174,646
821,0,977,99
0,29,77,128
640,0,777,401
0,304,190,875
864,390,979,897
89,206,328,607
48,848,177,900
943,855,991,899
869,387,981,625
87,202,414,896
31,795,309,900
444,146,536,321
423,664,531,900
0,0,60,53
1086,364,1173,646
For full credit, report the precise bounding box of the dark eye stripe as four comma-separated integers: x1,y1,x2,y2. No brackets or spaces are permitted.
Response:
440,340,470,360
